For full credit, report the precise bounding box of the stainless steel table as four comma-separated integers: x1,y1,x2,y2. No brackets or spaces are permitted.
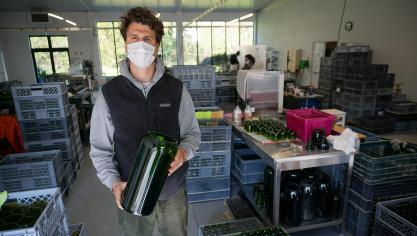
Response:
225,117,355,234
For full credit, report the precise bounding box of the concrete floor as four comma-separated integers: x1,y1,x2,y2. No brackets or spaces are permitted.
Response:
65,131,417,236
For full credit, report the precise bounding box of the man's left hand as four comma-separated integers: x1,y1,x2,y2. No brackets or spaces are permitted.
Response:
168,148,187,176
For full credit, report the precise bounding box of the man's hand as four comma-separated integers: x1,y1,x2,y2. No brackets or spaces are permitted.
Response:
112,181,127,210
168,148,187,176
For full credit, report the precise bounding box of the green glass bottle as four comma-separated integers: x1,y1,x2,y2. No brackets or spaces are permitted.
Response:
122,131,178,216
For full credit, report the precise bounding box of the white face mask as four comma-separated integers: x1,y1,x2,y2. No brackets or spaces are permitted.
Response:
127,41,156,68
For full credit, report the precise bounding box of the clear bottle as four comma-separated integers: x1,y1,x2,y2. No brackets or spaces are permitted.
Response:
233,105,242,123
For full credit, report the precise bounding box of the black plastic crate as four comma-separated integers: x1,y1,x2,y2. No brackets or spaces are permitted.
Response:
357,116,396,130
351,171,417,200
386,101,417,115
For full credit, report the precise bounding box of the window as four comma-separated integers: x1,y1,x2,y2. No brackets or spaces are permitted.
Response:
182,21,254,71
161,22,177,68
96,22,125,77
96,21,177,77
29,36,70,81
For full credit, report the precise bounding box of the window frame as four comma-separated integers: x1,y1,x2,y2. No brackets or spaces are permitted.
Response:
182,20,254,67
29,35,70,82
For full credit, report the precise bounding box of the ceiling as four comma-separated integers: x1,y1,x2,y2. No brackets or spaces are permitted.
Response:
0,0,275,12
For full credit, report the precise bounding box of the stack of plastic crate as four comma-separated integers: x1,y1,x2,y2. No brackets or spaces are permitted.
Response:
215,75,237,105
317,57,335,108
11,83,81,189
0,150,65,193
171,65,216,107
346,140,417,236
186,118,232,203
329,45,395,124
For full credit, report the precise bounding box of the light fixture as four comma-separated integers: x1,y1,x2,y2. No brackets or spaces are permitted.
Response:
155,12,161,18
65,20,77,26
47,12,77,26
228,13,254,24
239,13,253,20
187,0,229,26
48,13,63,20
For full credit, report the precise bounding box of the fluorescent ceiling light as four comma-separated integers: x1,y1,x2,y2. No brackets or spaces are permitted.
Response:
228,13,254,24
65,20,77,26
228,18,239,24
239,13,253,20
155,12,160,18
48,13,63,20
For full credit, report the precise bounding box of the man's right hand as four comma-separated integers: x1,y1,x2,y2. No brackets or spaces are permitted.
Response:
112,181,127,210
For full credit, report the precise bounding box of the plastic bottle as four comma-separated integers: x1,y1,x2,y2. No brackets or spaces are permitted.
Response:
233,105,242,123
244,102,252,121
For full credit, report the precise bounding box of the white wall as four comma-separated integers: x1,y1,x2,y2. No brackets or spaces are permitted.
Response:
256,0,417,102
0,11,251,84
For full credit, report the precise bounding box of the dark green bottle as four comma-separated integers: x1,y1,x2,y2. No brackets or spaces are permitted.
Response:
122,131,178,216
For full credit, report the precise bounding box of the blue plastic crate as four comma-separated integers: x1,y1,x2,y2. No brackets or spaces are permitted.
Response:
187,165,230,179
194,101,217,107
234,149,265,174
200,123,232,143
234,166,263,185
13,94,70,120
24,138,76,161
189,151,231,167
346,200,372,236
186,177,230,193
19,116,73,133
0,150,65,192
0,188,68,236
197,142,231,153
22,125,76,142
187,189,230,203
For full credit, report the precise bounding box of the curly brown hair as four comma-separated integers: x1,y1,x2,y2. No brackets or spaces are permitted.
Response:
119,7,164,44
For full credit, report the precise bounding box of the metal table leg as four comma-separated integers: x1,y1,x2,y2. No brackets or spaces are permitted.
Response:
273,163,282,225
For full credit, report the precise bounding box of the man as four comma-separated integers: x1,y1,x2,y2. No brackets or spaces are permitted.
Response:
90,7,201,236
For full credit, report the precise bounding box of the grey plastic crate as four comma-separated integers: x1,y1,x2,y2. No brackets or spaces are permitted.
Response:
395,120,417,132
0,150,65,192
171,65,215,81
69,224,86,236
187,189,230,203
186,176,230,193
375,195,417,236
13,93,69,120
199,217,263,236
187,153,231,178
0,187,68,236
24,138,76,161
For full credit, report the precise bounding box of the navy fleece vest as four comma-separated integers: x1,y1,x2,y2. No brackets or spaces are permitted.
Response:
102,73,187,199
